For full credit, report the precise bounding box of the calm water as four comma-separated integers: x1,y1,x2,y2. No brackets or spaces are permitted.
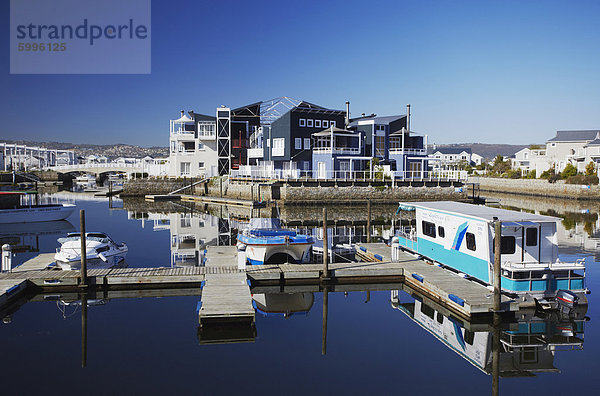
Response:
1,191,600,395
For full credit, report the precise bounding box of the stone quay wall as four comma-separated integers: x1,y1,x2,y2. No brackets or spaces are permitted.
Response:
473,177,600,200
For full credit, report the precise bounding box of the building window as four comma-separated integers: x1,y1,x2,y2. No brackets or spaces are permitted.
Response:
170,141,176,153
307,119,314,127
304,138,311,149
375,136,385,156
323,120,329,128
315,120,321,128
198,162,205,169
330,121,336,128
422,221,436,238
198,142,204,150
295,138,302,149
272,138,285,157
376,125,385,131
466,233,476,251
180,162,190,176
526,228,538,246
299,118,306,127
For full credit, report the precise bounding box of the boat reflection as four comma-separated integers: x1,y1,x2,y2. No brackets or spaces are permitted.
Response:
391,288,588,377
253,292,314,318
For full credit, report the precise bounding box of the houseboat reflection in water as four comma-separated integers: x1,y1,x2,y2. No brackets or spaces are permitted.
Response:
391,289,588,377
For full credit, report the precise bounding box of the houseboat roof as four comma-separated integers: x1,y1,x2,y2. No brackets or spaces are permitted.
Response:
404,201,560,223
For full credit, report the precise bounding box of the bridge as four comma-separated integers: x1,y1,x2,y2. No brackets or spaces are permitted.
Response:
45,163,144,175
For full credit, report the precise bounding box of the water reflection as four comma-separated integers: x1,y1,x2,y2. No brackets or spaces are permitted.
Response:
391,288,588,377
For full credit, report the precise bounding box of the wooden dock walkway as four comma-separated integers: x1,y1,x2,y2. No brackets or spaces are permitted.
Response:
0,243,519,322
198,246,254,325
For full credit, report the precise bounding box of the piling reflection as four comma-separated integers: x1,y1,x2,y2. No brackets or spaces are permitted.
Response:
391,289,588,377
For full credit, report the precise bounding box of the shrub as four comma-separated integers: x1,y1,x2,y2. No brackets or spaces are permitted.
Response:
539,167,555,179
548,174,561,184
585,161,596,176
560,163,577,179
565,174,599,185
506,169,522,179
525,170,536,179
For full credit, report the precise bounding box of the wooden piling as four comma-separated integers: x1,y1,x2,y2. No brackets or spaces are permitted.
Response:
79,210,87,287
494,220,502,311
322,207,329,279
367,200,372,243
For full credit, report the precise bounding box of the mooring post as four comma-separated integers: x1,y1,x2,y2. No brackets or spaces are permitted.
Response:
80,210,88,287
322,207,329,279
81,292,88,368
367,200,372,243
494,220,502,312
322,285,329,356
1,244,12,272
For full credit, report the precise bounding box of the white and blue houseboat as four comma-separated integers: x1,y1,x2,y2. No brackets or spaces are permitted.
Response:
237,218,314,265
393,201,588,302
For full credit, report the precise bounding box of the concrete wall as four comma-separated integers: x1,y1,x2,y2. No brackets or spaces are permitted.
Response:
122,179,189,196
473,177,600,200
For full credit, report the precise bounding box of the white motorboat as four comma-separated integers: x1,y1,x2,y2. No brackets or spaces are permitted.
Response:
54,232,128,269
0,192,76,223
237,218,314,265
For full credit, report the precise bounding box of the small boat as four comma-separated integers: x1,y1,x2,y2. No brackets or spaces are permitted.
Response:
54,232,128,269
237,218,314,265
0,192,76,223
75,173,96,183
393,201,589,303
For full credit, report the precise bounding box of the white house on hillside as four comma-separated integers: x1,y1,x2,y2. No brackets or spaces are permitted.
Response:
511,130,600,177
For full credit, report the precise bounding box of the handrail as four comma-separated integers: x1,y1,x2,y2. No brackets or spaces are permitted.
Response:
168,178,208,195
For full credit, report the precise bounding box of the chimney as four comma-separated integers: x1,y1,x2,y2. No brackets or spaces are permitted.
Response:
345,101,350,128
406,104,411,132
180,110,184,117
361,113,366,117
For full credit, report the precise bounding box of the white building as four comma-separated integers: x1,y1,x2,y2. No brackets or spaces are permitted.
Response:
511,130,600,177
429,147,483,167
1,142,76,171
471,153,485,166
168,111,218,178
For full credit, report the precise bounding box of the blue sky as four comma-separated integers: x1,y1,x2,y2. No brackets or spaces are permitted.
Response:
2,0,600,147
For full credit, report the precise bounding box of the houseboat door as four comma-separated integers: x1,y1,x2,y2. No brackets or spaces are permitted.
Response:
498,223,523,264
521,222,541,263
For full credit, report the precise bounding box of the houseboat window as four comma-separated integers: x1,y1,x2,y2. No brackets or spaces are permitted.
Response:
554,270,569,278
420,303,435,319
422,221,436,238
464,330,475,346
530,271,544,279
438,226,445,238
466,233,476,251
436,312,444,324
514,271,529,280
493,236,516,254
526,228,538,246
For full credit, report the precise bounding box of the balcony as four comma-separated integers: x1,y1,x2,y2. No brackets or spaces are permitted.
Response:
248,148,264,158
389,148,427,155
313,147,361,155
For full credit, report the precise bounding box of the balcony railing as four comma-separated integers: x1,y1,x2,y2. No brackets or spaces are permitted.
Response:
389,148,427,155
247,148,264,158
170,130,195,136
313,147,361,154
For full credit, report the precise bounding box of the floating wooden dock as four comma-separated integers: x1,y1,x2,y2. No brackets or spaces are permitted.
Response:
198,246,254,325
0,243,519,323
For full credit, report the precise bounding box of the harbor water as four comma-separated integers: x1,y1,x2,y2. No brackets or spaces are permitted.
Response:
1,190,600,395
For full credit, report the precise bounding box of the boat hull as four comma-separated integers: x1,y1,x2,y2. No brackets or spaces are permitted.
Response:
0,204,76,224
243,242,312,265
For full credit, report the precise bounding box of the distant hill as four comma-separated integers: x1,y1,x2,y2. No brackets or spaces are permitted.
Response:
0,139,168,160
430,143,531,160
